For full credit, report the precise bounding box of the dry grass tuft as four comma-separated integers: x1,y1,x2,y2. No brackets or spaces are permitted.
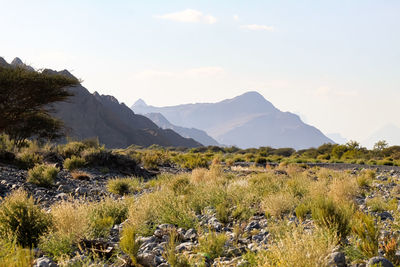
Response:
70,171,91,180
258,226,338,267
262,191,298,218
50,200,89,240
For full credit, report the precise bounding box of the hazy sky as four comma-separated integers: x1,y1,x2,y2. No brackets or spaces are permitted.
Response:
1,0,399,143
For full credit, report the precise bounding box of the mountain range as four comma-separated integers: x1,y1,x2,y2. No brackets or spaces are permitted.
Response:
132,91,334,149
143,112,219,146
0,57,202,148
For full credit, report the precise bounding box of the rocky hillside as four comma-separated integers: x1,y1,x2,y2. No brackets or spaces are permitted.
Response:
0,57,202,149
144,112,219,146
131,91,334,149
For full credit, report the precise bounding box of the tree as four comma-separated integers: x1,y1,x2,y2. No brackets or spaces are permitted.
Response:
0,66,79,145
346,140,361,150
373,140,388,151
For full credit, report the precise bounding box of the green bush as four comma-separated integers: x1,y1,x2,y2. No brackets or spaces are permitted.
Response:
58,141,87,158
0,190,51,247
120,224,141,265
63,156,86,171
173,153,209,169
216,200,231,224
88,216,114,239
351,211,379,258
255,156,267,165
87,198,128,238
0,239,34,267
295,202,311,221
163,230,191,267
39,232,75,260
89,198,128,225
197,231,227,260
106,178,141,196
17,151,42,169
27,164,59,188
357,170,374,188
311,197,351,240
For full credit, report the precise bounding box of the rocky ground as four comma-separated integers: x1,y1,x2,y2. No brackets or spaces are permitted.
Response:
1,163,400,267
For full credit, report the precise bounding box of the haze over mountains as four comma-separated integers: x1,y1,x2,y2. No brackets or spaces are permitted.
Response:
144,112,219,146
6,56,397,150
132,91,334,149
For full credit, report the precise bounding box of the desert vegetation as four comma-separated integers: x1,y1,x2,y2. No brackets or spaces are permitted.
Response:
0,66,399,265
0,136,400,266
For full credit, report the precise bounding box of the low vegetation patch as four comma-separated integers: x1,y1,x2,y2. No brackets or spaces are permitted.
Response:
27,164,59,187
106,177,141,195
0,190,51,247
63,155,86,171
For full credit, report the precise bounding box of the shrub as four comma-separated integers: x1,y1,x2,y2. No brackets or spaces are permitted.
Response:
58,141,87,158
39,232,75,261
173,153,209,169
89,198,128,225
50,200,89,241
169,176,192,195
163,230,190,267
0,239,34,267
27,164,59,188
262,192,298,218
128,190,196,236
87,198,128,238
216,200,231,224
259,226,338,267
0,189,51,247
197,231,227,260
295,202,311,221
16,151,42,169
120,224,141,265
366,197,396,212
63,156,86,171
351,211,379,258
255,156,267,165
311,197,351,240
357,171,374,188
107,177,141,196
328,176,358,203
141,150,170,169
88,216,114,239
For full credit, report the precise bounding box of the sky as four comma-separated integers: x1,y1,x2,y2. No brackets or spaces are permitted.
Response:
1,0,399,144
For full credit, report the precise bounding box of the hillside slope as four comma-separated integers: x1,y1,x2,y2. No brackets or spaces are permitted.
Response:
51,84,202,148
0,57,201,148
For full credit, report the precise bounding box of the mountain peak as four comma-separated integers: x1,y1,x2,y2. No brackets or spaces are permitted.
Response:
240,91,265,99
0,57,8,67
133,99,147,107
233,91,268,103
10,57,34,71
11,57,24,66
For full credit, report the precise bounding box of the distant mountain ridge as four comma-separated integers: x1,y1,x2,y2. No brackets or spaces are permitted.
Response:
0,57,202,148
144,112,219,146
132,91,334,149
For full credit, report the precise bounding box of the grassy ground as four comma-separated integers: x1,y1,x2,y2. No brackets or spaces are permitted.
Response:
1,137,400,266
